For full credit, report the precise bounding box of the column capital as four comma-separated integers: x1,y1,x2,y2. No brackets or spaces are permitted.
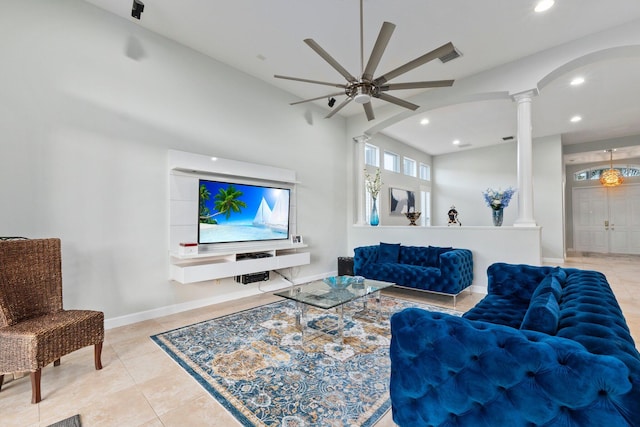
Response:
511,88,539,102
352,134,370,144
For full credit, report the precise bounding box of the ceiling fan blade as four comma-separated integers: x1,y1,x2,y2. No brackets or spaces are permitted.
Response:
376,92,420,110
290,92,346,106
363,102,375,121
379,80,455,91
374,42,455,85
304,39,357,83
274,75,347,88
325,97,352,119
362,22,395,82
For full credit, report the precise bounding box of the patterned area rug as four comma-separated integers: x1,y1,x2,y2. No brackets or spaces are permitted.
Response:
151,295,460,427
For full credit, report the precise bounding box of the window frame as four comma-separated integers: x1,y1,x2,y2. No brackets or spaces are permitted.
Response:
383,150,400,173
419,163,431,181
403,157,417,177
364,143,380,167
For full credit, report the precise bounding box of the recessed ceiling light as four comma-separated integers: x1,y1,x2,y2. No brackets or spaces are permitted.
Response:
420,118,430,126
211,157,218,161
452,139,461,145
570,115,582,123
570,76,585,86
535,0,555,13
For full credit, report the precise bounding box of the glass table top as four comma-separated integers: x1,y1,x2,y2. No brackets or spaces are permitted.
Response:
274,277,394,310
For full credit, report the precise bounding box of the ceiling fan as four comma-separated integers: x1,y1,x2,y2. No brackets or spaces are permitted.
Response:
274,0,456,121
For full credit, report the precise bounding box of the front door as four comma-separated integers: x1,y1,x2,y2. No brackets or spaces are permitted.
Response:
573,184,640,254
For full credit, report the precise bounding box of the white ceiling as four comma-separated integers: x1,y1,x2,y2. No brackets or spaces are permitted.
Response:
83,0,640,164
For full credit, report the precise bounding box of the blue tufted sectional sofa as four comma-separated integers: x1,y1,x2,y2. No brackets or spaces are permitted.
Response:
390,263,640,427
389,262,640,426
353,243,473,305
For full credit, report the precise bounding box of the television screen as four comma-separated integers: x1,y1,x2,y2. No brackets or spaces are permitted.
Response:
198,179,291,244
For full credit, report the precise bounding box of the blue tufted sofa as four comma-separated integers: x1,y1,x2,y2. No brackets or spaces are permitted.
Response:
389,262,640,426
353,243,473,304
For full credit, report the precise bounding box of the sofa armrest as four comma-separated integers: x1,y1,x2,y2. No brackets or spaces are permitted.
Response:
390,308,635,427
439,249,473,292
353,245,378,274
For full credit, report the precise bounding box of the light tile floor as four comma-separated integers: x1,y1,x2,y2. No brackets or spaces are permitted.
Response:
0,255,638,426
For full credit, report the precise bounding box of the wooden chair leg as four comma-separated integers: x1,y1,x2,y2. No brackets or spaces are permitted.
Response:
94,342,103,370
53,359,61,367
0,374,4,392
30,369,41,404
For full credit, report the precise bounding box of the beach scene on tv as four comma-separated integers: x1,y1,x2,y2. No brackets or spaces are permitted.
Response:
198,180,290,244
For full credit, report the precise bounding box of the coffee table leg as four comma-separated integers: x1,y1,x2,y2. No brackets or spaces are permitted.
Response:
338,304,344,344
296,300,306,341
375,290,382,322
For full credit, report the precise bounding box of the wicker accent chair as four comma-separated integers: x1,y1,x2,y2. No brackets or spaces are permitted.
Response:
0,238,104,403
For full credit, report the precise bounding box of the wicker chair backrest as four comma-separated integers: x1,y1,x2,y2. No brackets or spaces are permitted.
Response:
0,238,64,327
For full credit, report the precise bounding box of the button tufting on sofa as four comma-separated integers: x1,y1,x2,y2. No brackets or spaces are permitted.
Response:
353,244,473,306
389,263,640,427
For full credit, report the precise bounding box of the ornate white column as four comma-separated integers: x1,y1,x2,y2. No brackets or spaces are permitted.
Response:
512,90,537,227
353,135,369,225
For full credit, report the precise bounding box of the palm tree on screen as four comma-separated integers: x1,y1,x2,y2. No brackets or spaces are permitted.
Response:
199,184,215,223
214,185,247,220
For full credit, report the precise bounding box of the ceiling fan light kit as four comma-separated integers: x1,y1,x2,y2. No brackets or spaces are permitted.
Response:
275,0,456,121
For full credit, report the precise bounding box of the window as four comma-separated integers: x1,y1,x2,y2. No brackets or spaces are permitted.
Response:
574,164,640,181
364,143,379,167
419,163,431,181
403,157,416,177
384,151,400,173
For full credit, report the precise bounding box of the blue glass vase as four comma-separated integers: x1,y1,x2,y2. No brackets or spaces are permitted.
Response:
370,198,379,226
492,208,504,227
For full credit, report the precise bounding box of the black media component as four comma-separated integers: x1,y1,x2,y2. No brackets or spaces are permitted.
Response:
338,257,354,276
235,271,269,284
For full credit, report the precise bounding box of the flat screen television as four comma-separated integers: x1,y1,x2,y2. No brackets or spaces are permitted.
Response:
198,179,291,244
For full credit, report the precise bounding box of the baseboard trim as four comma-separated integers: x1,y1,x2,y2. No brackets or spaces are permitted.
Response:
542,257,565,265
469,284,487,295
104,272,329,330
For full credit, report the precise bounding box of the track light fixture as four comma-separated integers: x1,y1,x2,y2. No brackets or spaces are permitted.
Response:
131,0,144,20
328,97,336,107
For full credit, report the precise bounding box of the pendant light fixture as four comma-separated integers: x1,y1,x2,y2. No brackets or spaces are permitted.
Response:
600,149,624,187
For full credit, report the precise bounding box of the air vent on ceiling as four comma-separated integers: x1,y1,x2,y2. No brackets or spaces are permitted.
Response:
439,47,462,63
502,136,514,141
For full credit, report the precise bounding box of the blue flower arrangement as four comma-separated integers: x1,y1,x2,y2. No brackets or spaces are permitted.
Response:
483,187,516,210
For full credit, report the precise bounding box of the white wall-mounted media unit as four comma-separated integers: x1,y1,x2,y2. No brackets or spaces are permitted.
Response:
168,150,309,284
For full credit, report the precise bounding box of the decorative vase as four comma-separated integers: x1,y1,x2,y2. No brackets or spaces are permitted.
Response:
370,198,379,226
492,208,504,227
405,211,421,226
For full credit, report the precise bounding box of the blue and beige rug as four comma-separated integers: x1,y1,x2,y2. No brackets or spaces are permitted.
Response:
151,295,460,427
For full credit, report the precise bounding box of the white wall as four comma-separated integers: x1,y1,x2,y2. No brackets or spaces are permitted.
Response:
0,1,347,321
433,143,518,227
432,135,564,261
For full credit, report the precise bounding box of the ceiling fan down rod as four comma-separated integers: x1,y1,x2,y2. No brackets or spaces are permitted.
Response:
360,0,364,76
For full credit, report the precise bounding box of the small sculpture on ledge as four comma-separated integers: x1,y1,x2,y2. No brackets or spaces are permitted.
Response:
448,206,461,226
405,210,422,226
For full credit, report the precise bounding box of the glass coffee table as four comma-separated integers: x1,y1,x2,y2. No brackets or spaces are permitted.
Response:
274,277,394,343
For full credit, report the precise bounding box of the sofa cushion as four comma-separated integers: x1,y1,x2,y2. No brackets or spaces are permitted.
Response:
398,245,429,267
378,242,400,263
520,293,560,335
463,295,530,328
531,274,563,302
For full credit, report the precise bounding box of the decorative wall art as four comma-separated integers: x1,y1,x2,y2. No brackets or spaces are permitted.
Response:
390,188,416,215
